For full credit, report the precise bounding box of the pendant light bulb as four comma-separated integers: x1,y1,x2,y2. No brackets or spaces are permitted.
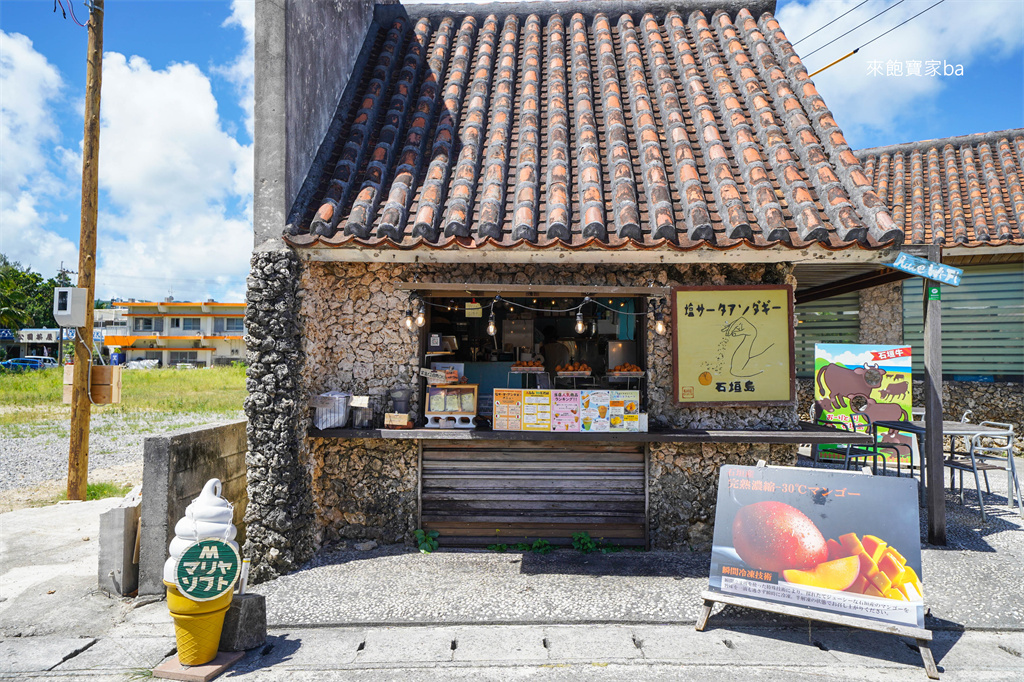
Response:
415,304,426,328
486,312,497,337
402,310,414,331
654,312,666,336
575,311,586,335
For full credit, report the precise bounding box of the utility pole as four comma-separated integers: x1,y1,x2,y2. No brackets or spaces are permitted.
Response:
68,0,104,501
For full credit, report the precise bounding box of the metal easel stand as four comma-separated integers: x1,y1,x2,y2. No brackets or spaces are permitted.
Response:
695,462,939,679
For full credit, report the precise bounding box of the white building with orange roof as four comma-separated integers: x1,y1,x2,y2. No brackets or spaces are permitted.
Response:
105,298,246,367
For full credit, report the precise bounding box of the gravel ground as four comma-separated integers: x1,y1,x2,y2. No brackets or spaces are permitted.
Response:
254,453,1023,632
0,410,245,493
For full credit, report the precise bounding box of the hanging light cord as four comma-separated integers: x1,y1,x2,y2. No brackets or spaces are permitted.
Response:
416,295,661,317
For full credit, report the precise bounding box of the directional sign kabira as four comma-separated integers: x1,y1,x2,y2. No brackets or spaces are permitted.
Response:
887,252,963,286
174,539,241,601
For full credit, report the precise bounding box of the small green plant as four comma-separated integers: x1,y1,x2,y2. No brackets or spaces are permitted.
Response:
414,529,439,553
571,531,598,554
530,539,553,554
487,543,508,552
52,481,133,503
512,542,531,552
599,542,623,554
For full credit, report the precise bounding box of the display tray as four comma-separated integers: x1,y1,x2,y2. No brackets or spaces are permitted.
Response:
509,367,546,373
608,371,645,378
556,371,592,377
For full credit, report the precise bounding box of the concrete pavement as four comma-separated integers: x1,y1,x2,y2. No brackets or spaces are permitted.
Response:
2,465,1022,680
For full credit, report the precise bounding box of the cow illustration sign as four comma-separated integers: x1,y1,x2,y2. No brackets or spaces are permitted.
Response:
672,286,794,404
814,344,914,463
709,465,924,628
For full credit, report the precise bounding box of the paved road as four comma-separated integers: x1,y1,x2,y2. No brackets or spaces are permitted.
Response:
1,464,1022,680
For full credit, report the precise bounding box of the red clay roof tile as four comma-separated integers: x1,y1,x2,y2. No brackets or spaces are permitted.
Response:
287,8,911,253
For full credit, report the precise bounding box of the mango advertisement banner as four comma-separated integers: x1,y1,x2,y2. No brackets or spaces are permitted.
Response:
814,344,914,461
709,465,924,628
672,286,793,404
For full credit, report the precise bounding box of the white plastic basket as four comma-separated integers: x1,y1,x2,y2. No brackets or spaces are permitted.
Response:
310,391,352,429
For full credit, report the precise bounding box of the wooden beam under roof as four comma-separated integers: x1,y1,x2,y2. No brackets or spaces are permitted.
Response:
396,283,670,296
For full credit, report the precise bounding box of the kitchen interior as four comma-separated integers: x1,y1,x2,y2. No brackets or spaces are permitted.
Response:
422,294,648,422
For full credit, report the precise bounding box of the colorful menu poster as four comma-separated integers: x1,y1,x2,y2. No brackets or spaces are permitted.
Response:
522,390,552,431
551,390,581,432
580,390,610,432
493,389,522,431
709,465,924,628
610,390,640,432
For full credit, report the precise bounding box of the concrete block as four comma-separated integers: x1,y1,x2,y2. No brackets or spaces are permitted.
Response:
219,593,267,652
98,503,140,596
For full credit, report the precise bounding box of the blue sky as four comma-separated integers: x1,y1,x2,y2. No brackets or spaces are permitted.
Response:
2,0,253,302
1,1,1021,302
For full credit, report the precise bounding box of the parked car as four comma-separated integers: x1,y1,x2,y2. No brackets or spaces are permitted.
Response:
23,356,59,369
1,358,44,372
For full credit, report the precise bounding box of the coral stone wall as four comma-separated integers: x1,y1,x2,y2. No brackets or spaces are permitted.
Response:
858,281,903,344
649,442,797,550
298,261,799,550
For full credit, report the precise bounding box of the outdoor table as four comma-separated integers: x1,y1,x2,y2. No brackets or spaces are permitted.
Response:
874,420,1012,519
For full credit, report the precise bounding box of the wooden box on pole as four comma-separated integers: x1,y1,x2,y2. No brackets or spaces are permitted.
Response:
63,365,122,405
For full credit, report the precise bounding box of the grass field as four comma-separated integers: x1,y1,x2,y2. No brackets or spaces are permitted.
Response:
0,364,247,426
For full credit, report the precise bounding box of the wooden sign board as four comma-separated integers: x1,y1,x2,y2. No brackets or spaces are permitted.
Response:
671,285,794,405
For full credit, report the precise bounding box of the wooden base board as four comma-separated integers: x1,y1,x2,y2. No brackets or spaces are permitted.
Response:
697,590,938,679
153,651,244,682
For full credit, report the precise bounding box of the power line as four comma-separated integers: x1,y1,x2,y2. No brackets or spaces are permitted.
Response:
793,0,872,46
808,0,947,77
803,0,908,60
855,0,946,53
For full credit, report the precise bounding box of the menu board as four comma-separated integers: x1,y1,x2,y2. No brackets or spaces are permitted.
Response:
610,390,640,432
672,285,794,404
522,390,552,431
551,391,581,432
493,389,523,430
580,390,610,432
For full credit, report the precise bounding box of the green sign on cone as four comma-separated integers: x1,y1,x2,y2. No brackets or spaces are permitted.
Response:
174,539,240,601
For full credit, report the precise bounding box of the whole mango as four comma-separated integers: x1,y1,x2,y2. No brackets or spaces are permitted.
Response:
732,501,828,572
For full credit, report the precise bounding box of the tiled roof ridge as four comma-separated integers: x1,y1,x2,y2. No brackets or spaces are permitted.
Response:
856,128,1024,159
746,10,902,246
389,1,779,22
858,128,1024,245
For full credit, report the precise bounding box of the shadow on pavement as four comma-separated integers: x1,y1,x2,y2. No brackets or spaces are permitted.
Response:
517,549,710,578
225,633,303,676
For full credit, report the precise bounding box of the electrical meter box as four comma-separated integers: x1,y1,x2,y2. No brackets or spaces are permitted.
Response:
53,287,89,327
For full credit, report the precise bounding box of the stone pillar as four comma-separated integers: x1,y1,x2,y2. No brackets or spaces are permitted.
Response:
858,281,903,344
243,247,315,582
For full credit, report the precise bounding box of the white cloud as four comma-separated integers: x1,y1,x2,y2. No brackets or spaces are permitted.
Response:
91,46,253,301
777,0,1024,145
0,31,79,274
218,0,255,139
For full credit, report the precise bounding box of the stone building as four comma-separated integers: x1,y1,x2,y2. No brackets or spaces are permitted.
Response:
248,0,1016,581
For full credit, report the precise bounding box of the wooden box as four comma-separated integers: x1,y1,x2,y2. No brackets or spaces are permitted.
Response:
63,364,122,405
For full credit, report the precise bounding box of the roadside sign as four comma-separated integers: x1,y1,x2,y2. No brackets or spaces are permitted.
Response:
887,252,962,286
174,539,240,601
708,465,923,628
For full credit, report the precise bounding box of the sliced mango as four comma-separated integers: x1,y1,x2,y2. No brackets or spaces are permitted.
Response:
826,538,847,562
783,556,861,591
877,553,906,584
861,535,888,563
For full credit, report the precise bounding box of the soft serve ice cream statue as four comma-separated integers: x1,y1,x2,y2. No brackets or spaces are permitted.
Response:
164,478,238,584
163,478,240,666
